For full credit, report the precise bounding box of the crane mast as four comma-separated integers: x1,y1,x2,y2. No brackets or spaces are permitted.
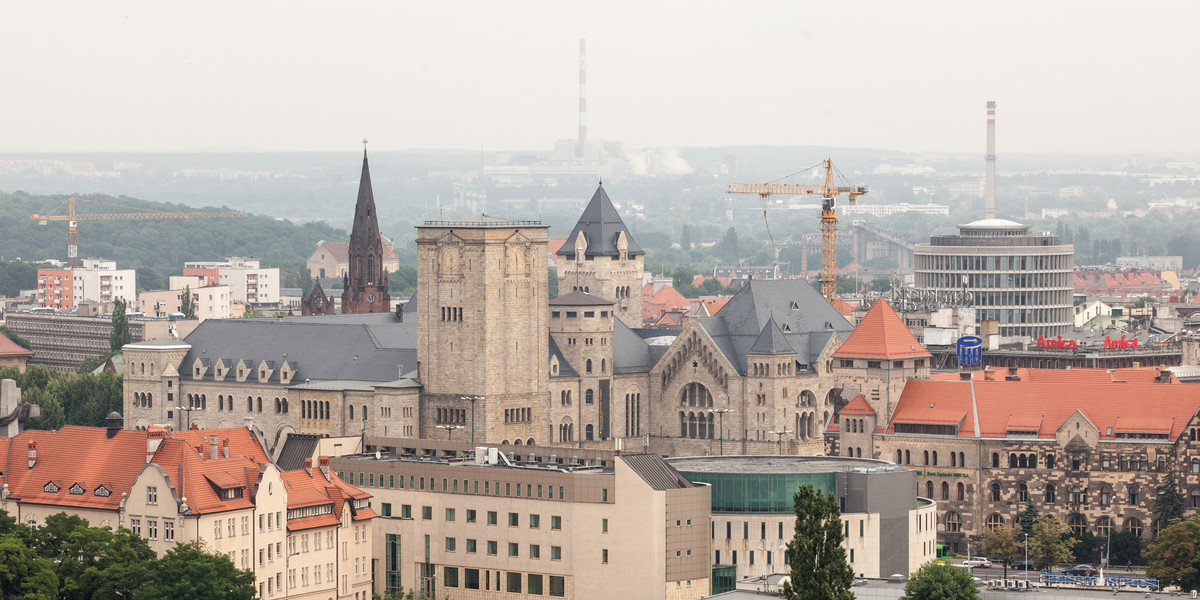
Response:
726,159,868,303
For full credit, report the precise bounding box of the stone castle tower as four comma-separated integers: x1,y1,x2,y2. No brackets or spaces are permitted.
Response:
416,216,550,444
339,150,391,314
556,184,645,326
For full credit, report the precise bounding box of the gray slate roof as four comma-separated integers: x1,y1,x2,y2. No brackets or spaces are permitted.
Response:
548,336,578,378
747,317,796,355
276,433,322,471
549,291,614,306
557,185,644,259
696,279,852,375
181,314,417,385
612,320,655,375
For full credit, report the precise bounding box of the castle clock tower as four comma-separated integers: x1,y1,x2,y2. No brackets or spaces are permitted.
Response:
340,147,391,314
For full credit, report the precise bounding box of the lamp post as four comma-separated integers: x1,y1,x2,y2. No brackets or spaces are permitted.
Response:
769,428,791,455
173,403,195,431
708,408,733,455
437,425,463,441
461,396,483,444
1023,533,1029,586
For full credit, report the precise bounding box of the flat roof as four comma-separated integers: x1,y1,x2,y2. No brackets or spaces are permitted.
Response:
667,455,903,475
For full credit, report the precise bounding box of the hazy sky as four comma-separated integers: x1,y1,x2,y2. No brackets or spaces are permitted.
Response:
2,1,1196,155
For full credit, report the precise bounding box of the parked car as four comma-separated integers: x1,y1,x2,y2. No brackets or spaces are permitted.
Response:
962,557,991,568
1065,564,1098,577
1010,560,1036,571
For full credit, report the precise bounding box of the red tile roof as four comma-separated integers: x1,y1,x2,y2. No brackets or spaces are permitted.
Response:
887,376,1200,441
840,395,876,415
1,427,149,511
832,298,931,360
642,283,693,322
930,367,1172,384
831,299,857,317
0,335,33,358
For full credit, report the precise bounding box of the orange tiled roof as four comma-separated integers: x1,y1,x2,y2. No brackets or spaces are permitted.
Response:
0,335,33,358
839,395,876,415
930,367,1172,384
151,438,261,514
887,376,1200,440
1,427,149,511
832,298,931,359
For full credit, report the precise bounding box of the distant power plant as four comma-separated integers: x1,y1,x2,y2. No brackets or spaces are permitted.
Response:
984,100,997,219
578,39,587,148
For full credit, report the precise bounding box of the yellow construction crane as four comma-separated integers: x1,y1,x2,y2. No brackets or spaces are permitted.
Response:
31,196,250,268
727,159,868,302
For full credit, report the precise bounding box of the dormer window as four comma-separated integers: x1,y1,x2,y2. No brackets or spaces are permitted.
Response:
95,485,111,497
69,483,85,495
44,482,60,493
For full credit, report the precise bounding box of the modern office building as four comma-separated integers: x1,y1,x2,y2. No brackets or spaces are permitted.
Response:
332,441,710,600
913,219,1074,338
667,455,936,582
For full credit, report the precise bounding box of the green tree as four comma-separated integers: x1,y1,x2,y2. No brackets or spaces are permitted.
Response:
1156,472,1187,531
110,297,131,351
180,285,197,319
1029,514,1077,571
782,483,854,600
1146,515,1200,591
135,266,166,293
20,387,65,431
1017,500,1040,538
1068,530,1098,562
137,541,256,600
1109,529,1142,565
719,227,739,264
679,225,692,251
0,534,59,599
900,562,980,600
0,325,32,350
981,523,1022,579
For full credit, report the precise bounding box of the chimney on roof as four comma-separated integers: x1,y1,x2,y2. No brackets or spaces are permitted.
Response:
318,456,331,481
1158,370,1173,384
27,441,36,469
147,427,166,463
106,411,123,439
1006,366,1020,381
984,369,995,381
210,435,218,460
222,438,229,458
304,457,313,476
959,372,972,381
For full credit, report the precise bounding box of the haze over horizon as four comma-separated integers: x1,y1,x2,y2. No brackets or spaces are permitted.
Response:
3,1,1196,156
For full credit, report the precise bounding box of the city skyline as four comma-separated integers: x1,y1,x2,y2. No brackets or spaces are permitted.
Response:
2,1,1197,156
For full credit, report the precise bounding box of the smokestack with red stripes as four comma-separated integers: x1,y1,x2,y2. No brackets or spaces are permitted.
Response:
984,101,997,219
578,39,587,146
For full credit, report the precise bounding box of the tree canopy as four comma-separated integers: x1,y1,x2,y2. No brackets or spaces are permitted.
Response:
1156,472,1187,531
980,523,1022,579
110,298,131,351
900,562,979,600
1028,514,1076,571
782,483,854,600
0,365,122,430
1146,514,1200,591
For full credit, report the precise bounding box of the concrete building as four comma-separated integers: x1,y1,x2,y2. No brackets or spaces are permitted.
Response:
668,455,937,582
331,440,710,600
0,423,376,600
138,285,233,321
36,259,136,309
1116,255,1184,272
7,312,198,372
184,257,279,306
913,219,1074,339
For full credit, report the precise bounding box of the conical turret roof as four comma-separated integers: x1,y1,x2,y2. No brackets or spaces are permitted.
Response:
557,184,644,258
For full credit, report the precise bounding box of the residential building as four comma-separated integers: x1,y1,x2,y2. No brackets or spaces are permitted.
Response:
332,441,709,600
184,257,279,306
0,422,375,600
0,335,33,372
668,455,937,581
36,259,136,309
1116,256,1184,272
307,239,399,280
138,285,233,321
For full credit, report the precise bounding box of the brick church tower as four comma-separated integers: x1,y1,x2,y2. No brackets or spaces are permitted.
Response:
339,149,391,314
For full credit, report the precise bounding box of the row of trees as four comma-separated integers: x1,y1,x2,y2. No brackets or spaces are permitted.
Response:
0,365,122,430
0,510,255,599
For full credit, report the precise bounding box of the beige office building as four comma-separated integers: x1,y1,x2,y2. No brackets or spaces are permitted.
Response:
331,441,711,600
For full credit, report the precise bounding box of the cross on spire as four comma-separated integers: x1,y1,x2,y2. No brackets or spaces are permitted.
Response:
362,138,369,156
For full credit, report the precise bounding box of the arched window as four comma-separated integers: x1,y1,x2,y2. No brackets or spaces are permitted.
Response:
698,414,708,439
1029,454,1038,469
362,405,367,420
1018,454,1027,468
275,398,281,413
904,450,911,465
688,413,697,439
586,389,594,405
679,382,713,408
256,397,262,412
926,481,934,498
932,451,938,466
992,453,1000,468
941,482,949,500
585,424,594,441
247,396,253,412
896,450,903,464
586,359,593,374
1045,484,1056,504
349,405,355,420
1100,484,1113,507
679,412,687,437
951,452,957,467
959,452,965,467
1045,454,1055,469
1096,516,1114,539
1068,513,1087,535
990,482,1001,502
1125,517,1143,538
1190,488,1200,509
945,511,962,532
601,359,606,373
1009,454,1018,468
985,514,1004,531
1018,482,1029,502
923,451,930,466
1128,485,1139,505
146,393,152,408
957,482,965,501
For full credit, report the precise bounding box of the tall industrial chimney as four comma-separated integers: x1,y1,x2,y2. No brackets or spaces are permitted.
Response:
578,39,587,147
984,100,997,219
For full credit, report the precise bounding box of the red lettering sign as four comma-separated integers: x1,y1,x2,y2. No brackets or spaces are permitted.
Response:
1035,335,1078,350
1102,335,1139,350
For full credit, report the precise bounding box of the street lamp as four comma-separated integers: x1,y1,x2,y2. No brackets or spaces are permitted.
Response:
173,404,196,431
769,428,791,455
437,425,463,441
1023,533,1029,586
708,408,733,456
460,396,484,444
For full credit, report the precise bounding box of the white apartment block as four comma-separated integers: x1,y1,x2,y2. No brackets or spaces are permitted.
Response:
74,258,137,305
138,285,234,321
183,257,280,306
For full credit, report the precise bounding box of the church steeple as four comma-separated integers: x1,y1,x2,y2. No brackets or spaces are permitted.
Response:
340,146,391,314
